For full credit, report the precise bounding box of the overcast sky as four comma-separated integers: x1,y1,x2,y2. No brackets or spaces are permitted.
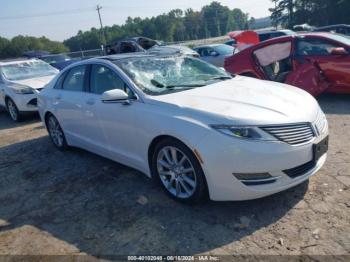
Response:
0,0,274,41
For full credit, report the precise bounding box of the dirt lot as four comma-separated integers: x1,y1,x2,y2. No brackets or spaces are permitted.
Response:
0,94,349,259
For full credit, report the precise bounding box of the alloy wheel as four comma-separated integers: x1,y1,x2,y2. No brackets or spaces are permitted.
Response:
7,99,18,121
48,116,64,148
157,146,197,199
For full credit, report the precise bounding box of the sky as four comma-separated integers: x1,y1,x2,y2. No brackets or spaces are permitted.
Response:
0,0,274,41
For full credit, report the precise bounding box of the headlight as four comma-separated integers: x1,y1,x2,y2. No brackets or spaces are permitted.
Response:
210,125,276,141
10,86,34,95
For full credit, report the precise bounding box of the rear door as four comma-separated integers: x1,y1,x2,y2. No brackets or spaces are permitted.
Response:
54,64,89,143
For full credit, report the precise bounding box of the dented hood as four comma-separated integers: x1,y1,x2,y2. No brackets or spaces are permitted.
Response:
11,75,56,90
149,76,319,125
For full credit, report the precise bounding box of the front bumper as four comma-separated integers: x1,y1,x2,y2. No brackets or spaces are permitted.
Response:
196,130,328,201
12,93,38,112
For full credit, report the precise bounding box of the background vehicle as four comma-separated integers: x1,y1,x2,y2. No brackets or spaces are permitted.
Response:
40,54,80,70
0,58,58,121
313,24,350,36
38,54,328,203
23,50,51,59
225,33,350,96
106,36,199,57
257,29,296,42
293,24,315,32
193,44,236,67
224,39,237,47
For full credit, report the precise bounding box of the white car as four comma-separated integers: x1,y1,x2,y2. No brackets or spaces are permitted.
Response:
0,58,59,121
38,54,329,203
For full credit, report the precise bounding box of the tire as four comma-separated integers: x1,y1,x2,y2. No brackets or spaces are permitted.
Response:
46,114,68,150
151,138,208,204
6,98,22,122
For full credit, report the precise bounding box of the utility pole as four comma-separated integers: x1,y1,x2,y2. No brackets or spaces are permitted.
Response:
96,5,106,47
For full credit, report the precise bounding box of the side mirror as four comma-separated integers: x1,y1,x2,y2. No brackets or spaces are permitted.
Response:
210,51,219,57
101,89,129,103
331,47,348,55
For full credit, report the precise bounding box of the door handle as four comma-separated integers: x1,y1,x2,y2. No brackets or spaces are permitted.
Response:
54,95,62,100
86,99,95,106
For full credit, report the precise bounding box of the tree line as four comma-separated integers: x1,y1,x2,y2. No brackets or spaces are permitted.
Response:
1,1,349,58
63,2,250,51
270,0,350,29
0,36,68,59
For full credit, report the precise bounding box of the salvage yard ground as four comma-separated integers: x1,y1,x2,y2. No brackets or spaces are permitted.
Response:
0,94,349,258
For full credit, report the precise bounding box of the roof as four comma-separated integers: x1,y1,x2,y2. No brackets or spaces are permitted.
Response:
194,44,225,49
315,24,350,30
100,53,157,61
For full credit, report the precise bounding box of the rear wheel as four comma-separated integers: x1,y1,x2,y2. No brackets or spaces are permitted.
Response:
6,98,22,122
46,114,68,150
151,138,208,204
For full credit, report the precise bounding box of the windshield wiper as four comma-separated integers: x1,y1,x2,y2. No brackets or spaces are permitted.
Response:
165,83,206,88
207,76,232,81
151,79,205,89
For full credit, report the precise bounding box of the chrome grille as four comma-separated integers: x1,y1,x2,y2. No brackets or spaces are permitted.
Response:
261,123,315,145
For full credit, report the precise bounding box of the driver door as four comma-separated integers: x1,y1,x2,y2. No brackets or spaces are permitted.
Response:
81,64,145,169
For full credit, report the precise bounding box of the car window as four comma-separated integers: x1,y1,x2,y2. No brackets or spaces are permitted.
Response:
297,38,342,56
213,45,234,55
199,47,213,57
62,65,87,92
259,33,270,42
53,71,67,89
90,64,129,95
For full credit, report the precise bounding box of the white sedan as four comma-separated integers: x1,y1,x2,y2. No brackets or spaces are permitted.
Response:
0,59,59,121
38,54,329,203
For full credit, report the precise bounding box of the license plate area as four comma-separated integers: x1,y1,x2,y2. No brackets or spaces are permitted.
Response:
313,136,329,163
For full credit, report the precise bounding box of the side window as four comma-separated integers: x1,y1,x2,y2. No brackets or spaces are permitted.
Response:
53,71,67,89
90,65,133,96
62,65,87,91
297,39,341,56
201,48,213,57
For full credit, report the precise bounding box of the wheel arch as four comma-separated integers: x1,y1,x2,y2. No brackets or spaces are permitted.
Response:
147,134,206,179
148,135,181,173
147,134,210,201
44,111,55,129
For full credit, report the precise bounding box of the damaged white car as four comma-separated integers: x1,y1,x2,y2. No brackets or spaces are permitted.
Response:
38,54,328,203
0,59,58,121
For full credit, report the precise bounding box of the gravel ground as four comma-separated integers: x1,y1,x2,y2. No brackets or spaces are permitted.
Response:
0,94,349,259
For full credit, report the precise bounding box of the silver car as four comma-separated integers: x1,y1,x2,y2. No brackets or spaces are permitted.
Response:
194,44,236,67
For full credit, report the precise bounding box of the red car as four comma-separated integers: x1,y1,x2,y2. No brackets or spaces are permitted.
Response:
225,32,350,96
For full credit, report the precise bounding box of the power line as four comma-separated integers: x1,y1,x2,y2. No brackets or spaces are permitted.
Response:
0,8,93,20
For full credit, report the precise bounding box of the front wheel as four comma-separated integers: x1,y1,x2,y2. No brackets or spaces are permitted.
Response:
151,138,208,204
6,98,22,122
46,114,68,150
